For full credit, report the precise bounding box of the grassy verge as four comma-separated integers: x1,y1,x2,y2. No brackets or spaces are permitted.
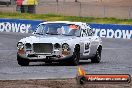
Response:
0,12,132,25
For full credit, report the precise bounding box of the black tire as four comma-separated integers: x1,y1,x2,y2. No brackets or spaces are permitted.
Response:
17,54,29,66
91,48,101,63
70,45,80,66
79,76,87,85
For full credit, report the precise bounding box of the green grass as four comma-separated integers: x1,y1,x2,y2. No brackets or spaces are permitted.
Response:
0,12,132,25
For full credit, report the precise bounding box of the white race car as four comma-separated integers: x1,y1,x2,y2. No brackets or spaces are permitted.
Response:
17,21,102,66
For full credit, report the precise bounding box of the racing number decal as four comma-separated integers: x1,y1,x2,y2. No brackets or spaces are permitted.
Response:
85,43,90,50
83,42,90,55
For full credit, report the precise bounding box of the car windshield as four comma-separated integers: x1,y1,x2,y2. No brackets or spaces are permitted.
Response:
35,23,80,36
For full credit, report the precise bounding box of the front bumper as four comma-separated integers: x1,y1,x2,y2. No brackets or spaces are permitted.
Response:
18,53,73,62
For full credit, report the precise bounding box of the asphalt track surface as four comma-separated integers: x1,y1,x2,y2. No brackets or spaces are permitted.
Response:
0,32,132,80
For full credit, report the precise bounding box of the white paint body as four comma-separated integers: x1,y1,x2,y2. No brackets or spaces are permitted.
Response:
18,21,102,61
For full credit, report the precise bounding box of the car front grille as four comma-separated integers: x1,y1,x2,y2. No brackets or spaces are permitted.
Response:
33,43,53,53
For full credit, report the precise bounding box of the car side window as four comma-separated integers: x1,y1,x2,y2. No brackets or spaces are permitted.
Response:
88,29,93,36
80,28,93,37
80,28,89,37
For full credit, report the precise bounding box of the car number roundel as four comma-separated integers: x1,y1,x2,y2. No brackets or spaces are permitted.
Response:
83,42,90,55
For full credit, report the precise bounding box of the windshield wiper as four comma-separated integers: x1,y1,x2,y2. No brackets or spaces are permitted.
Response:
62,34,73,36
46,33,59,35
35,33,44,35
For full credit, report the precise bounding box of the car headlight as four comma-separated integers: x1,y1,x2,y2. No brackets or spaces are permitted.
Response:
62,43,70,56
54,43,61,49
17,42,24,50
62,43,70,51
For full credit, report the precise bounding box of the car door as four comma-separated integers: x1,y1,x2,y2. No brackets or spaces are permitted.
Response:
88,35,98,56
87,28,99,56
79,28,92,57
80,24,98,57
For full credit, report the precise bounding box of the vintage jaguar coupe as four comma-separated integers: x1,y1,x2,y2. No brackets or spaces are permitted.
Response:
17,21,102,66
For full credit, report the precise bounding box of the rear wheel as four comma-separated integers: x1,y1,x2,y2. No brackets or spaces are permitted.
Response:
91,48,101,63
17,54,30,66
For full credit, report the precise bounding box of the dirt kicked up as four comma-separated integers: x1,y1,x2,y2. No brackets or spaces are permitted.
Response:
0,78,131,88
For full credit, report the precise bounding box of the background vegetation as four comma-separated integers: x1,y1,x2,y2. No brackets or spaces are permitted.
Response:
0,12,132,25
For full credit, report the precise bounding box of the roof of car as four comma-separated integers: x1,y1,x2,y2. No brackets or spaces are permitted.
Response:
39,21,86,26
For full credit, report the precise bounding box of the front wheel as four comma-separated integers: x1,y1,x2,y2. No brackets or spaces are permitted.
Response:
91,48,101,63
70,52,80,66
17,54,30,66
70,45,80,66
